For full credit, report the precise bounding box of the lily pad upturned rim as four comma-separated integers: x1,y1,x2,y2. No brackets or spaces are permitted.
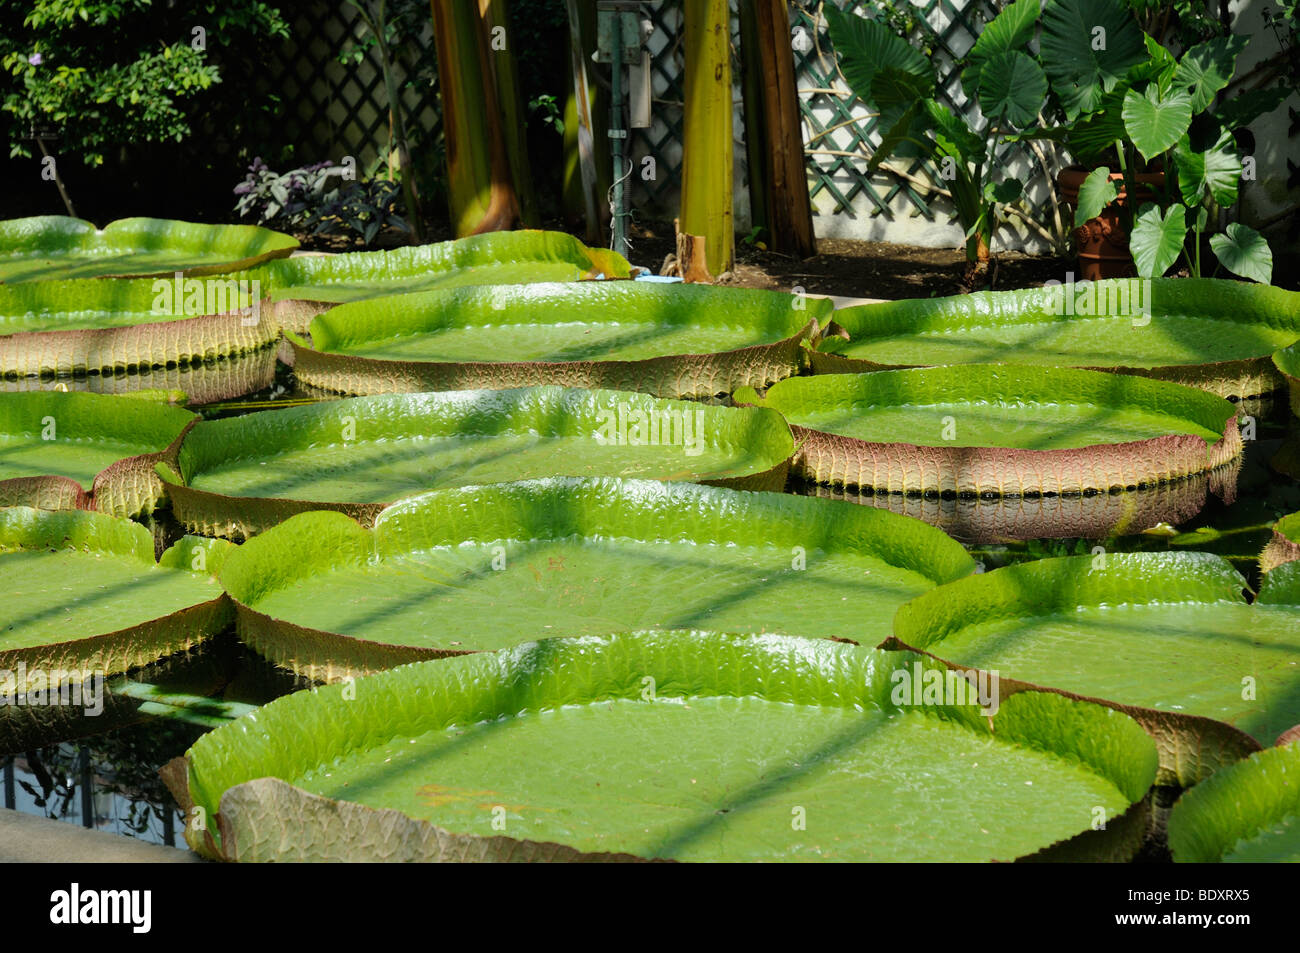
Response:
0,216,298,281
289,282,827,400
0,390,198,518
1167,737,1300,863
0,507,233,690
1261,512,1300,573
167,629,1157,862
886,551,1300,785
815,278,1300,400
1274,342,1300,419
158,386,797,539
216,476,976,682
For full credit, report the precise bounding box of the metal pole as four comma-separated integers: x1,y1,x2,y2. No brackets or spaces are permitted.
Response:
609,13,627,257
79,745,93,829
3,757,14,811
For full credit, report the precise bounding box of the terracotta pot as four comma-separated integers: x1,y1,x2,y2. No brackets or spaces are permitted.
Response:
1057,165,1165,281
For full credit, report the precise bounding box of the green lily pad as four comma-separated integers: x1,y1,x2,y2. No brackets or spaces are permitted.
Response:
738,366,1241,542
244,230,631,332
0,508,233,693
0,276,278,381
168,630,1157,862
291,282,825,400
217,476,974,681
1169,739,1300,862
1274,341,1300,420
888,552,1300,785
1261,512,1300,573
0,391,196,517
817,279,1300,402
0,216,297,283
160,387,795,538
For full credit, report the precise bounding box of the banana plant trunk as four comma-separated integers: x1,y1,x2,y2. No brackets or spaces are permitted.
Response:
562,0,611,243
677,0,734,281
430,0,525,236
478,0,539,227
738,0,815,259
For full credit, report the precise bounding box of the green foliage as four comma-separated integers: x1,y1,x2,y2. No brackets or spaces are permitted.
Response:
0,0,288,166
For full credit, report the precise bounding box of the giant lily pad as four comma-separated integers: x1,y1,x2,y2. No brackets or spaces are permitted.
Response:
245,230,631,332
0,391,196,517
887,553,1300,785
1261,512,1300,573
289,282,825,400
160,387,795,539
1168,738,1300,862
0,216,297,283
0,508,233,694
816,279,1300,402
738,366,1241,542
165,631,1157,862
0,276,278,382
217,477,974,681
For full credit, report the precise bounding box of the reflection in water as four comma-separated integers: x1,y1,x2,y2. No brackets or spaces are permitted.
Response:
0,346,278,406
793,462,1242,543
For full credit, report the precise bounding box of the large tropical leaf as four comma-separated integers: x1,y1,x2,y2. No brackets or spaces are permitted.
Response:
738,365,1239,541
292,282,827,400
978,50,1048,129
1039,0,1147,118
1275,342,1300,420
823,6,932,109
160,387,795,538
1210,223,1273,285
0,508,233,692
960,0,1040,97
0,391,195,517
1173,130,1242,207
0,277,278,382
1122,85,1194,161
171,630,1156,862
216,477,974,681
1168,739,1300,862
890,552,1300,785
815,278,1300,402
1173,35,1250,113
1130,202,1187,278
0,217,296,283
1074,166,1119,227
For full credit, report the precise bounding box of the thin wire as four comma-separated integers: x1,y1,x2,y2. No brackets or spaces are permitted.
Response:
608,156,636,256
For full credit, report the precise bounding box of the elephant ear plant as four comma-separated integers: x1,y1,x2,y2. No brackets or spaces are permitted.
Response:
1036,0,1289,282
825,0,1044,275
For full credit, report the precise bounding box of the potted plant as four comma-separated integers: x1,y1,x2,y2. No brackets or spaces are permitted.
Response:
1032,0,1290,280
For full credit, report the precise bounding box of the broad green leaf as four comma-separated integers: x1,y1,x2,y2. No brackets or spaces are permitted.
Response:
295,282,827,400
163,387,795,538
0,391,195,517
978,50,1048,129
961,0,1041,96
1122,85,1194,161
179,630,1157,862
0,507,232,689
216,477,975,681
241,229,631,306
1130,202,1187,278
0,217,297,283
739,366,1239,541
1040,0,1148,118
1074,166,1119,227
1174,131,1241,207
1169,739,1300,862
824,6,932,109
990,179,1023,203
1210,223,1273,284
1063,89,1129,162
891,552,1300,784
865,101,931,174
814,278,1300,402
1173,35,1250,113
922,101,985,163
